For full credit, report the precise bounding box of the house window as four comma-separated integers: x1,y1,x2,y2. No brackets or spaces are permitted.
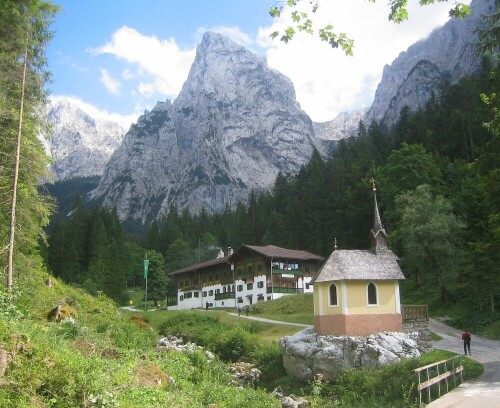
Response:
237,285,243,291
367,282,378,305
209,290,214,296
305,283,310,290
247,282,253,290
194,292,199,298
203,291,207,297
180,295,184,301
257,281,264,289
185,292,192,299
329,283,338,306
215,289,220,295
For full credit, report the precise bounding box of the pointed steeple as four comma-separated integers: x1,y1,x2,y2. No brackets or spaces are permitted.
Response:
370,180,388,252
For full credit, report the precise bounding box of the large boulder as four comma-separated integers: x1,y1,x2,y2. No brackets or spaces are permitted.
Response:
280,328,421,382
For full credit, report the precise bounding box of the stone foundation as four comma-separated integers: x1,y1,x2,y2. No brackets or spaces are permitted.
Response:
403,320,432,353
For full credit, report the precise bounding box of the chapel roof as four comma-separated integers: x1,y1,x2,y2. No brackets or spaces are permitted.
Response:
311,183,405,283
310,249,405,282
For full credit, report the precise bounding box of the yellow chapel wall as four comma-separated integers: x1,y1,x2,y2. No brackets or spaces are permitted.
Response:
314,280,399,316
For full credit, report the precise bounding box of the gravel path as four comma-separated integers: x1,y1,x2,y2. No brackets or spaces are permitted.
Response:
427,318,500,407
227,312,313,327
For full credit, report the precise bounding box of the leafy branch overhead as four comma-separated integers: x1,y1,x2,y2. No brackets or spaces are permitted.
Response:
269,0,470,56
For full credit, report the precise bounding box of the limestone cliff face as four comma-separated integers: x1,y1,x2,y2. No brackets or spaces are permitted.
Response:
92,32,316,223
46,98,125,180
365,0,495,126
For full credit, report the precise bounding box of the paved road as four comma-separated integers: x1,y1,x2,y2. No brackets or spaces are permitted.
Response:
427,319,500,408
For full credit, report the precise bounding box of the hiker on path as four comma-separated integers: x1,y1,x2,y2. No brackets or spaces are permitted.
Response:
237,305,242,316
245,304,250,316
462,329,472,355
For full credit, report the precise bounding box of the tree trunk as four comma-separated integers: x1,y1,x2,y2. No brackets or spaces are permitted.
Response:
6,46,28,291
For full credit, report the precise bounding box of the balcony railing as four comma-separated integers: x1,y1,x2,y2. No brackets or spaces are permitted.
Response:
214,292,236,300
271,268,304,276
266,287,304,294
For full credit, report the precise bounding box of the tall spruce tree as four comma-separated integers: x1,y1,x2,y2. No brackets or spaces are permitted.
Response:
0,0,59,290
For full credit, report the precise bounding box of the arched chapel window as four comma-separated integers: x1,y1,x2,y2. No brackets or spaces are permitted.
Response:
329,283,338,306
367,282,378,305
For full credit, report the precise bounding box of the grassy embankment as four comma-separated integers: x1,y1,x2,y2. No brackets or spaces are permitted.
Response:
1,275,486,407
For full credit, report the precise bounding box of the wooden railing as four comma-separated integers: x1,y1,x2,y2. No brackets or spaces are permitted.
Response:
402,304,428,321
414,356,463,406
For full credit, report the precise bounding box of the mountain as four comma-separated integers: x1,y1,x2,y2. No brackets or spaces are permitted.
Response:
364,0,495,126
313,108,368,155
46,98,126,180
92,32,316,223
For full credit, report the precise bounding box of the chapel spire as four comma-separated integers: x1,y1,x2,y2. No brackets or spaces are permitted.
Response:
370,180,388,251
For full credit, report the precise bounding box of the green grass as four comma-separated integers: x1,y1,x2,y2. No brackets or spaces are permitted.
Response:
482,319,500,340
249,293,314,324
431,332,443,341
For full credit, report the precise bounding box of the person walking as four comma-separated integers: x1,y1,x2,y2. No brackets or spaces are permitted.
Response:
245,304,250,316
237,305,242,316
462,329,472,355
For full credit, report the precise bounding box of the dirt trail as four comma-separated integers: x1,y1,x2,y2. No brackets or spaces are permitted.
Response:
427,318,500,407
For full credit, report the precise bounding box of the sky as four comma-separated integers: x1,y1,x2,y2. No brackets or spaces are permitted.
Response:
47,0,470,129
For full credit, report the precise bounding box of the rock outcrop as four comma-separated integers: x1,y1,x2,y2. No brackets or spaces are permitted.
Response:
280,328,421,382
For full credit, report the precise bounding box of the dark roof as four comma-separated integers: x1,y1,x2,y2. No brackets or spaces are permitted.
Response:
168,256,230,276
311,249,405,283
237,245,324,262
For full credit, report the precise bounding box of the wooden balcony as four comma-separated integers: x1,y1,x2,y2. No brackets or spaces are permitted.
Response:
266,287,304,294
272,268,304,276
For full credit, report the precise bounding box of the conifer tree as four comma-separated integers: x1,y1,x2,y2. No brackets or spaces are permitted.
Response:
0,0,59,290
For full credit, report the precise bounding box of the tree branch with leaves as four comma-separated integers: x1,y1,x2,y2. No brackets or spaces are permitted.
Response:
269,0,470,55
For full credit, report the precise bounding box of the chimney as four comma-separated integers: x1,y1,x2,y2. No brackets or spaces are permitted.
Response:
227,247,234,256
217,248,224,259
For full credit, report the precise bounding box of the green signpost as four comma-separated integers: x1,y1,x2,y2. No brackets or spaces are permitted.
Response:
144,257,149,310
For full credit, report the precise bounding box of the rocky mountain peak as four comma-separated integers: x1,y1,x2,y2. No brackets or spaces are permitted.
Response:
45,98,125,180
92,31,316,223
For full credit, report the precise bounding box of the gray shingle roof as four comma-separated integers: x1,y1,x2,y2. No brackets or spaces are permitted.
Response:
168,256,230,276
311,249,405,283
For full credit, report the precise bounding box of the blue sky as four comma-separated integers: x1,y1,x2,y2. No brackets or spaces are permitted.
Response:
47,0,469,128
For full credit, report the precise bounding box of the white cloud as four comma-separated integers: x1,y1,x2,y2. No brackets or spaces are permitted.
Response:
93,26,196,99
99,68,121,94
258,0,470,122
50,95,140,129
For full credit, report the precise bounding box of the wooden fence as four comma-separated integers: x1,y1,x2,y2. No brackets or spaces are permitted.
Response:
414,356,463,406
402,304,429,321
